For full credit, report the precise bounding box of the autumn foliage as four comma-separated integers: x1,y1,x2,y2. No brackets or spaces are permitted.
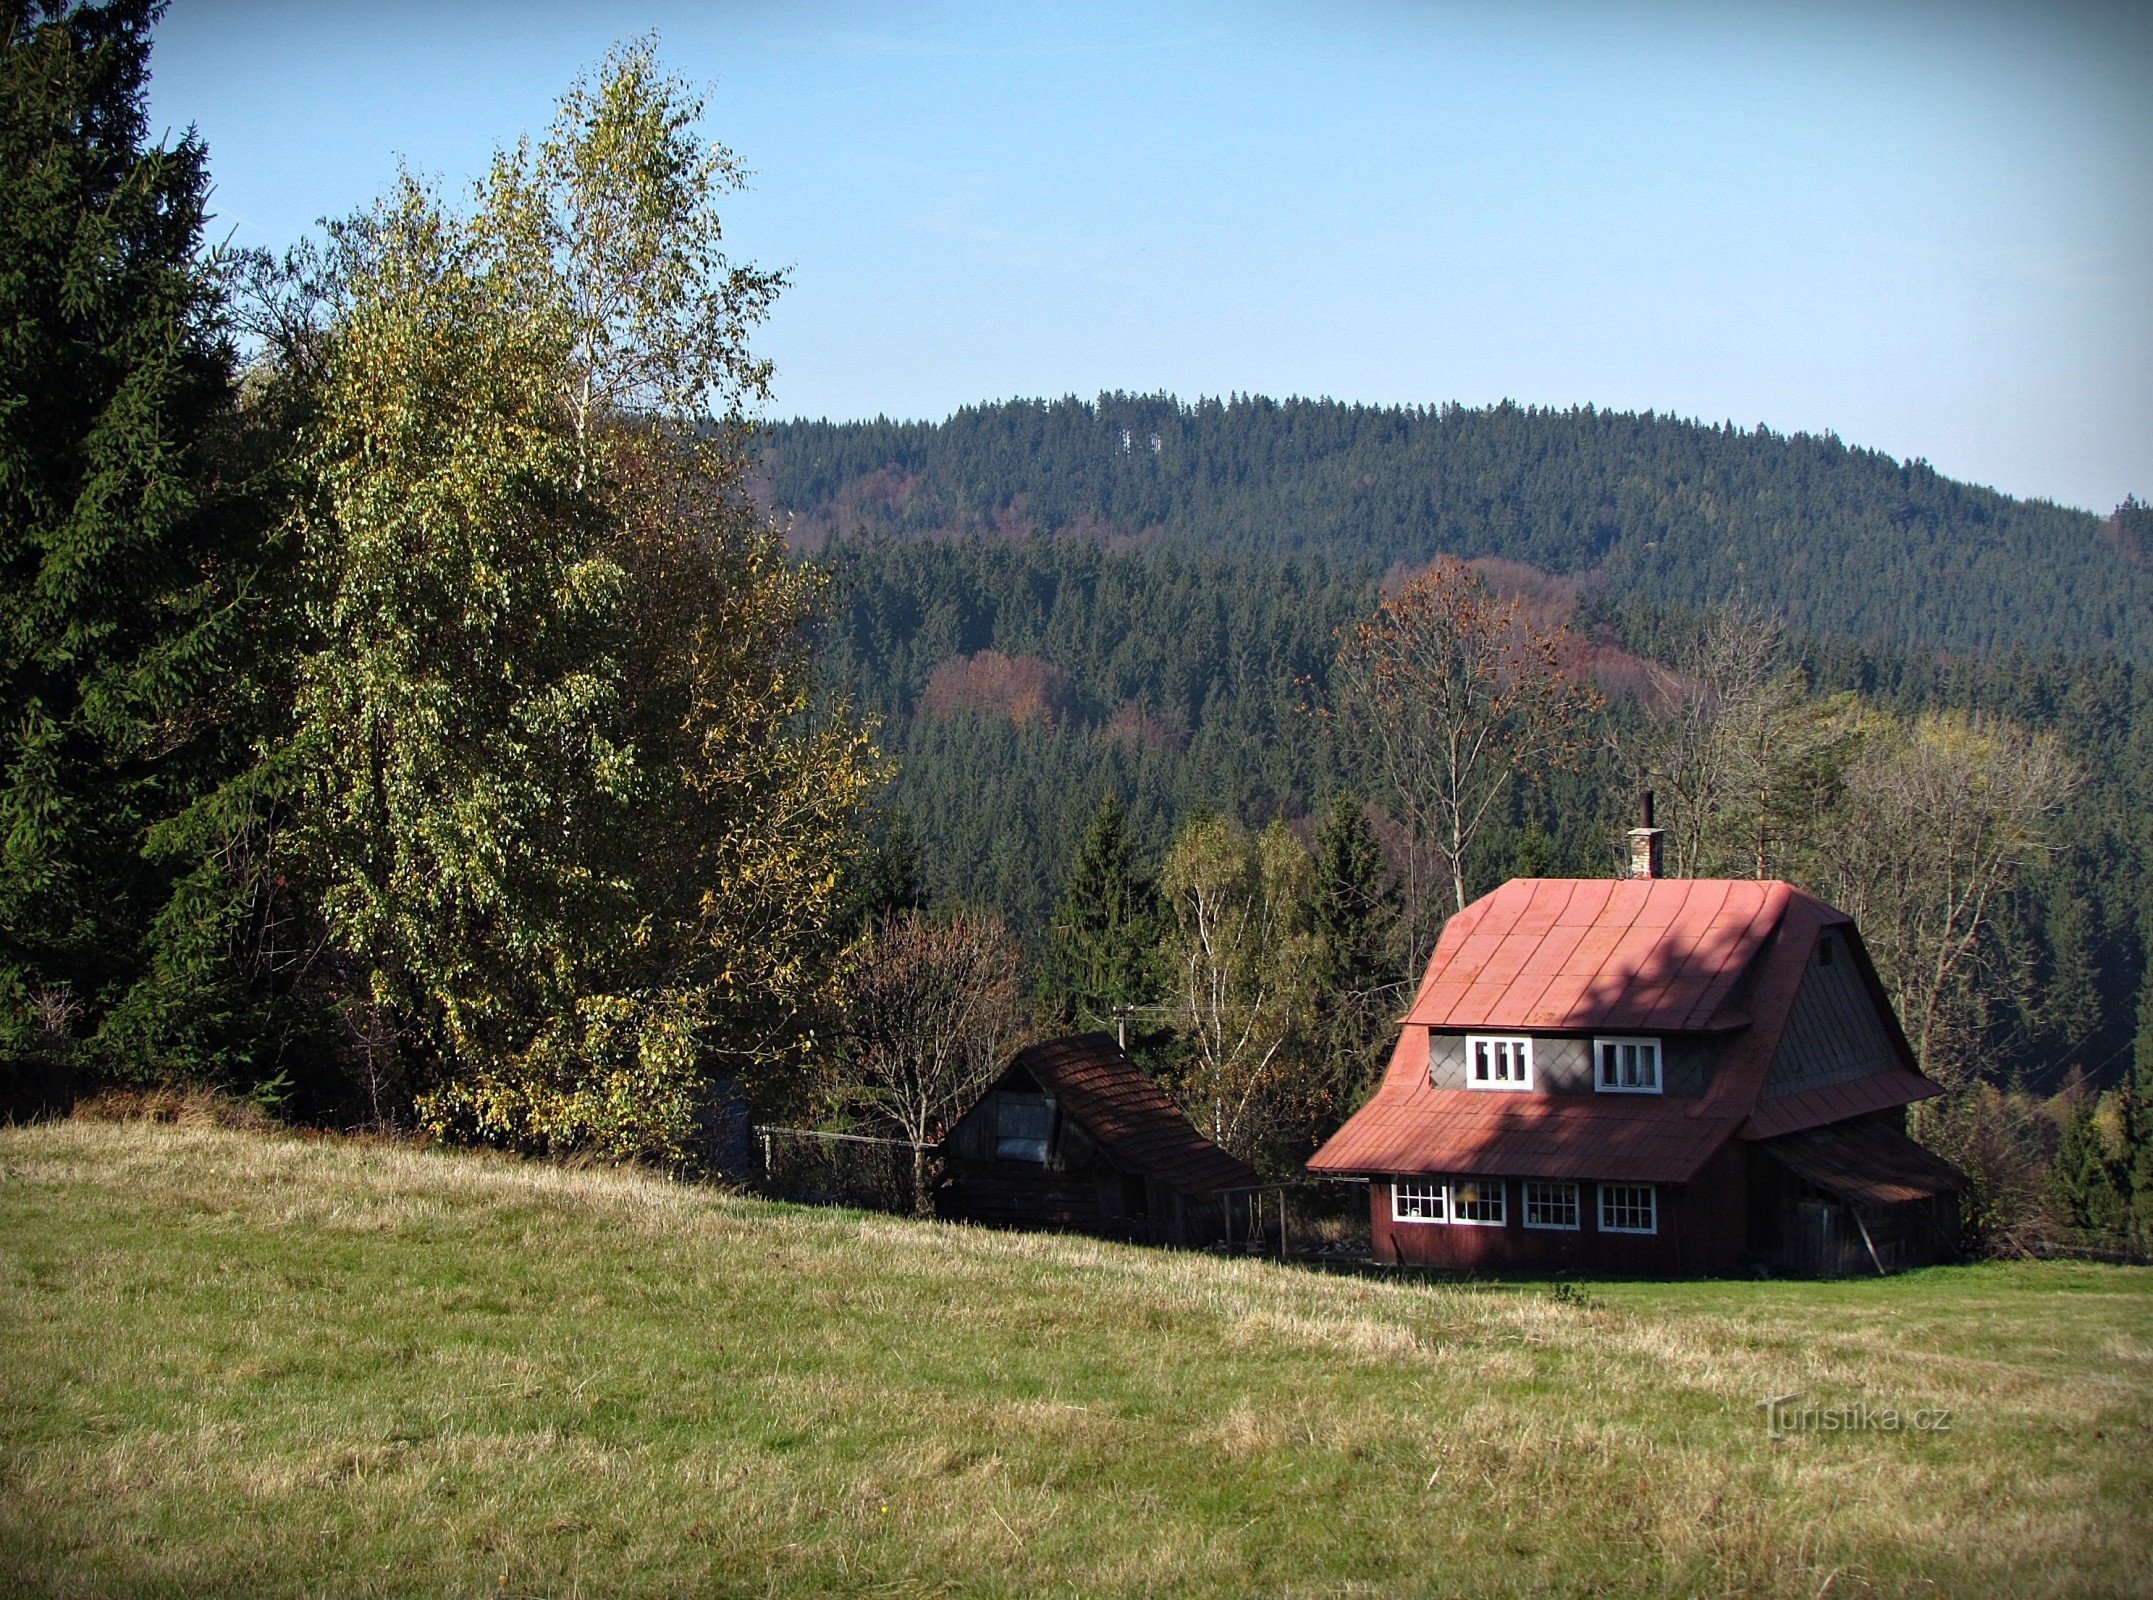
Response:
922,650,1072,728
1332,556,1602,933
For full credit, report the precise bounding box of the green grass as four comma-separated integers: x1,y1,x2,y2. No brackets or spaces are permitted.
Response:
2,1120,2148,1599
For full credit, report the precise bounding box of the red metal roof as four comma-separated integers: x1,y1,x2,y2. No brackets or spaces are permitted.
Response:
1310,879,1940,1185
1306,1023,1743,1184
998,1034,1260,1197
1401,878,1790,1033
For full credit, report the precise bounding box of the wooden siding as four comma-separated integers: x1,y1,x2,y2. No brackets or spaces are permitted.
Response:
1368,1143,1749,1275
936,1061,1239,1247
1746,1138,1960,1276
1427,1031,1710,1097
1764,931,1903,1100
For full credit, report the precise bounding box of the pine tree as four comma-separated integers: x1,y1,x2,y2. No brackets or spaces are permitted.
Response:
1302,793,1403,1115
1512,819,1554,880
837,813,929,938
0,0,282,1084
2120,946,2153,1249
1043,792,1161,1030
2047,1091,2122,1240
2039,866,2104,1059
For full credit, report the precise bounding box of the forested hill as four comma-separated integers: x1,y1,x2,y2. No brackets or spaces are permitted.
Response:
759,395,2152,662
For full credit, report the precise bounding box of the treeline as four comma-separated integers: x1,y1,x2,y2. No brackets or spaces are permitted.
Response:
762,395,2153,663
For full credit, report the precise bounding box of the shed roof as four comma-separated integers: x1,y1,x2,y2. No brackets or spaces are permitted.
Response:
981,1034,1260,1197
1757,1119,1967,1206
1310,878,1939,1185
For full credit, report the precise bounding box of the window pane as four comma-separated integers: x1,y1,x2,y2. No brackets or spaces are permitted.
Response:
1599,1183,1656,1232
1394,1180,1446,1222
1595,1038,1661,1092
1467,1036,1532,1090
995,1094,1053,1162
1525,1180,1578,1228
1452,1180,1505,1224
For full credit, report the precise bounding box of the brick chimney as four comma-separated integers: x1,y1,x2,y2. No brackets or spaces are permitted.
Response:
1627,791,1664,881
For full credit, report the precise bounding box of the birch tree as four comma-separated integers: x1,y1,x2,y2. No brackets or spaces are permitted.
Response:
1819,710,2078,1091
1159,816,1312,1159
1629,607,1860,880
292,42,876,1159
1331,557,1598,947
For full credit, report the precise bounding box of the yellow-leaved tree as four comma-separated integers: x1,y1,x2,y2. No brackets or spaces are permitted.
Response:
291,40,878,1163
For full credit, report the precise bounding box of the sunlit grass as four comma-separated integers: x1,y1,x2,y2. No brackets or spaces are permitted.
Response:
1,1119,2147,1598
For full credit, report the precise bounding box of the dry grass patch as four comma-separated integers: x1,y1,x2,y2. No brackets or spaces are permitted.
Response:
1,1119,2148,1599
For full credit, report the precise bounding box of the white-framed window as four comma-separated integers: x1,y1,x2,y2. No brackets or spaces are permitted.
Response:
994,1093,1054,1162
1594,1036,1662,1094
1523,1180,1581,1231
1391,1180,1447,1223
1598,1183,1658,1234
1466,1035,1534,1091
1449,1179,1506,1226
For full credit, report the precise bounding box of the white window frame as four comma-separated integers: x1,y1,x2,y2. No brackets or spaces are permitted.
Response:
1598,1183,1658,1234
1447,1179,1507,1227
1391,1180,1447,1223
1523,1179,1581,1231
1593,1035,1663,1095
1464,1034,1535,1092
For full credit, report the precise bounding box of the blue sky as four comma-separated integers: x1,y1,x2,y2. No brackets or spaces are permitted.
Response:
149,1,2150,514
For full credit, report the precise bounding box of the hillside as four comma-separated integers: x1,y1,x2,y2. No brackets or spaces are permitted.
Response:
2,1118,2148,1598
761,396,2153,663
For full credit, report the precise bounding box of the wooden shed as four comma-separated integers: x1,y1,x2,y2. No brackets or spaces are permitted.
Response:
936,1034,1260,1246
1308,861,1968,1277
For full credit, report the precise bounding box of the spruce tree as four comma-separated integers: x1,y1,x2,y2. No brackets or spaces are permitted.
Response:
1043,792,1160,1030
2122,947,2153,1249
0,0,280,1084
2047,1091,2121,1240
1512,819,1554,880
1302,793,1403,1114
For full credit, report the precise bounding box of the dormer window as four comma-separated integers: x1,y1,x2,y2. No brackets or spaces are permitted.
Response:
1465,1035,1534,1091
1594,1036,1662,1094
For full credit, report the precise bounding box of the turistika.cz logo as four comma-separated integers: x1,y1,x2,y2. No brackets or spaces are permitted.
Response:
1758,1392,1952,1440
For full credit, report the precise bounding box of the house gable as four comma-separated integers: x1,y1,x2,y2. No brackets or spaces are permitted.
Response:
1764,928,1908,1099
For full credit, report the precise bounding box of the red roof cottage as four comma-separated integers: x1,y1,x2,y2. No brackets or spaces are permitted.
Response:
1307,821,1966,1277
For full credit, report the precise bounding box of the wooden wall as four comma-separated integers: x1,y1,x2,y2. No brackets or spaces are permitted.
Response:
1368,1151,1748,1276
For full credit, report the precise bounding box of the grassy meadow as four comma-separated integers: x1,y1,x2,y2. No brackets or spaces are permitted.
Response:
0,1118,2147,1599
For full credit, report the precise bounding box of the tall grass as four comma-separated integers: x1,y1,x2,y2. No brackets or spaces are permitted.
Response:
1,1120,2147,1598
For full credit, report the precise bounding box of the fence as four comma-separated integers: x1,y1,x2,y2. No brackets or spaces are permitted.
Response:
754,1125,926,1214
